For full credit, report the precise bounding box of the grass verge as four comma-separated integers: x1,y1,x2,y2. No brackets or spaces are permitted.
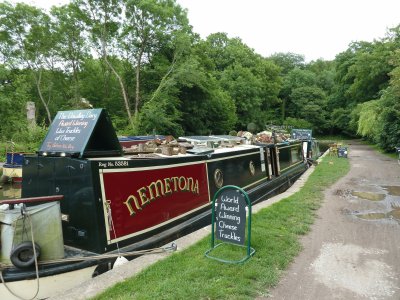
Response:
92,156,350,300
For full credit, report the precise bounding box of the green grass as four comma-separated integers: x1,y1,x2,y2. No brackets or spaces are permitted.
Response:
0,141,40,162
92,156,350,300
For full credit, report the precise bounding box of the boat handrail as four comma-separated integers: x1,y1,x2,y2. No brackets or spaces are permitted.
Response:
0,195,64,205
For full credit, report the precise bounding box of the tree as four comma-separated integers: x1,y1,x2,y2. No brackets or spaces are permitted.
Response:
78,0,134,127
290,86,327,132
280,68,317,120
201,33,282,129
268,52,305,75
0,2,56,123
51,3,89,105
122,0,190,117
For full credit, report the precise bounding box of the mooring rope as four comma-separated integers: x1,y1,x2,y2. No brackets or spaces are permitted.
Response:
0,244,176,269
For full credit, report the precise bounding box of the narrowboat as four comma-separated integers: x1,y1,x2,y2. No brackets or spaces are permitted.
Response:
0,109,319,299
1,152,26,184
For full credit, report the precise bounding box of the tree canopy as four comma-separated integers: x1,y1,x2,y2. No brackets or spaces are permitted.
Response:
1,1,399,152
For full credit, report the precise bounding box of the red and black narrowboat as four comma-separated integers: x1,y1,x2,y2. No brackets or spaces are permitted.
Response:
0,109,319,299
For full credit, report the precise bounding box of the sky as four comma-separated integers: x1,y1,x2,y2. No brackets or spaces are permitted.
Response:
9,0,400,62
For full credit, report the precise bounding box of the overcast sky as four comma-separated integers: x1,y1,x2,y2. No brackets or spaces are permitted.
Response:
10,0,400,62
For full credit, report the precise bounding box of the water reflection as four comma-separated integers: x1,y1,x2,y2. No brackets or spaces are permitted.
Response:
351,191,385,201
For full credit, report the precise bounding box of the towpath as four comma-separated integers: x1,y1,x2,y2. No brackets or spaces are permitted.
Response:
260,140,400,299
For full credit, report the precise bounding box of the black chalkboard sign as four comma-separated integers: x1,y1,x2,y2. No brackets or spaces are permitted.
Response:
338,147,348,158
39,109,122,157
291,129,312,140
205,185,255,263
215,189,247,245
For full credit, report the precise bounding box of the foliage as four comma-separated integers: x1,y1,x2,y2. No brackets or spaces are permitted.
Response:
283,117,312,130
269,52,305,75
356,99,382,142
0,0,399,150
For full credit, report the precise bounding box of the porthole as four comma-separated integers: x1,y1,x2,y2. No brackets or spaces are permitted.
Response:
214,168,224,188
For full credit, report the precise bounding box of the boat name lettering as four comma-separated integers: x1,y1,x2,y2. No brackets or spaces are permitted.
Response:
123,176,200,216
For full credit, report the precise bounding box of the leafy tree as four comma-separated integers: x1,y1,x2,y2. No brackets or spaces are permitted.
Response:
0,2,57,123
280,68,317,120
51,3,89,105
268,52,305,75
0,66,27,139
356,99,382,142
289,86,327,132
78,0,134,127
122,0,190,116
202,33,282,129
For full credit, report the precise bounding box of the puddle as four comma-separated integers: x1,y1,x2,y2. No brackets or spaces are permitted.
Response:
357,213,387,220
388,208,400,219
356,208,400,221
351,191,385,201
382,186,400,196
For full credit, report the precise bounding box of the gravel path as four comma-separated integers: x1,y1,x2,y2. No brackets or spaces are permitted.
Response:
259,140,400,300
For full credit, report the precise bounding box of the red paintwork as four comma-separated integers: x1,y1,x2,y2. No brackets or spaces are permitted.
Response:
12,176,22,183
101,163,209,241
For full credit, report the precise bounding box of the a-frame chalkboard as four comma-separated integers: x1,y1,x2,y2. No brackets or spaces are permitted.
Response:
39,109,122,158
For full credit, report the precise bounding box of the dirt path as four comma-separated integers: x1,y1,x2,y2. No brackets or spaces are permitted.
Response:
259,140,400,300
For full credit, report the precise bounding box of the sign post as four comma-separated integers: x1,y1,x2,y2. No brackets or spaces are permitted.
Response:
205,185,255,263
338,147,348,158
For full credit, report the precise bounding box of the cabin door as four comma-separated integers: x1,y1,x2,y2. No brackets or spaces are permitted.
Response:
265,147,273,179
302,141,308,160
270,146,280,176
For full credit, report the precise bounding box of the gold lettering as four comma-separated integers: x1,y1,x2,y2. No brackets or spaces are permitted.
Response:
124,195,141,216
164,178,172,195
148,180,164,200
193,179,199,194
179,176,187,191
171,176,179,191
187,177,194,192
125,176,202,217
138,187,150,206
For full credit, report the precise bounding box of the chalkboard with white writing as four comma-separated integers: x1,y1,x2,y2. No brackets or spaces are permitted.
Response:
39,109,122,157
215,189,247,245
40,109,100,154
338,147,348,158
291,129,312,140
